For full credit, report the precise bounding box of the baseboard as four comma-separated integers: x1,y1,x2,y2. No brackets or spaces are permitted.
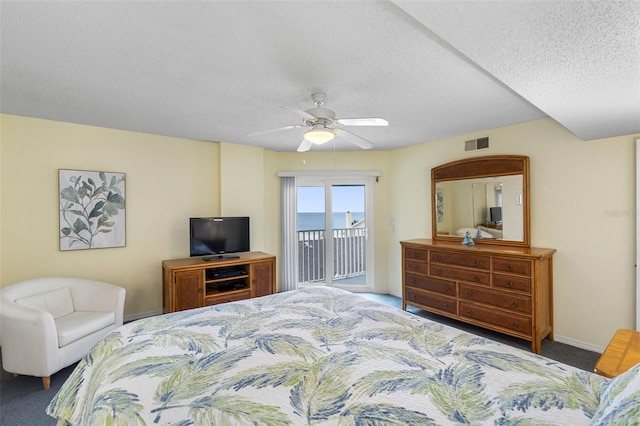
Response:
553,334,604,354
124,309,163,323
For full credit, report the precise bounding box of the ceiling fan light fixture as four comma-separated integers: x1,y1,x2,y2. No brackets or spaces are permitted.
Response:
304,126,334,144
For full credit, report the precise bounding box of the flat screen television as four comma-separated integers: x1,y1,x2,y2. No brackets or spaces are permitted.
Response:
189,217,250,259
489,207,502,223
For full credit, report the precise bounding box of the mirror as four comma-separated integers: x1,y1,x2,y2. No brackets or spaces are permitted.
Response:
432,155,530,247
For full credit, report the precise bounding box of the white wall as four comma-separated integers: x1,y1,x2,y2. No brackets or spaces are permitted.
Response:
388,118,638,351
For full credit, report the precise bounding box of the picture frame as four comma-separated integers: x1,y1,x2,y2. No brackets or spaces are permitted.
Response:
58,169,126,251
436,188,444,222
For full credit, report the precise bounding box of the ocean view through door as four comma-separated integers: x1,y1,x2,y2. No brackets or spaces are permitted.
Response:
296,179,372,289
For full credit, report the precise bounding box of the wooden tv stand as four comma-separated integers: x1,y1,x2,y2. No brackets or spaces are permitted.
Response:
162,251,276,313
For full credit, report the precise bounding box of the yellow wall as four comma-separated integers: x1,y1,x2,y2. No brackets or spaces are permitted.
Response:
388,118,639,351
2,113,639,351
219,142,266,253
0,114,220,319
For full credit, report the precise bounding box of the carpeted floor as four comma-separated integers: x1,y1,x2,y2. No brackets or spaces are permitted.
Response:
0,358,76,425
0,292,602,425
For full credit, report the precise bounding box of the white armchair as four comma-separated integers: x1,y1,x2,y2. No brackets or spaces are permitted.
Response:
1,277,125,389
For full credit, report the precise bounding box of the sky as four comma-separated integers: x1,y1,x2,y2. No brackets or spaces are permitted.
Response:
297,185,365,213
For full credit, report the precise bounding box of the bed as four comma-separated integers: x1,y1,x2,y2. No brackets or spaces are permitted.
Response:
47,287,639,425
455,227,500,239
476,225,503,240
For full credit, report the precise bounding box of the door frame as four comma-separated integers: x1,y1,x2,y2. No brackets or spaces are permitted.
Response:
636,139,640,330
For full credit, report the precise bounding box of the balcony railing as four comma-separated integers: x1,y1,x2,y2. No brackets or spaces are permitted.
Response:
297,228,366,284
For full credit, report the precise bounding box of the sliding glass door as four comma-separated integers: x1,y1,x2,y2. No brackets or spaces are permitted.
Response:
296,178,373,289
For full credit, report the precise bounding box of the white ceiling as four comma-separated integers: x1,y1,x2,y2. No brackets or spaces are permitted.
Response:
1,1,638,152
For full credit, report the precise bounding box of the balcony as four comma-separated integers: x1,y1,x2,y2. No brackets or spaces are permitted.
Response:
297,227,366,285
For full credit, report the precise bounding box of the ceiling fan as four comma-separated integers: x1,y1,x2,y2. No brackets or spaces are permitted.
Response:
248,93,388,152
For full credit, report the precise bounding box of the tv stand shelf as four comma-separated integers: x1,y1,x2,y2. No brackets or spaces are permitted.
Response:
162,251,276,313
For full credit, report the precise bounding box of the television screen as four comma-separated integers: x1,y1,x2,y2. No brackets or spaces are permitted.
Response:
490,207,502,223
190,217,250,258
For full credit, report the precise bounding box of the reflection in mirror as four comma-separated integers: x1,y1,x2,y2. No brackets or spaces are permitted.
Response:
435,175,524,242
431,155,529,247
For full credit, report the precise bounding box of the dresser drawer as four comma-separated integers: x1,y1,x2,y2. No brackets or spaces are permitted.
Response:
431,264,490,285
459,283,531,314
493,273,531,293
405,260,429,275
460,301,532,336
205,290,251,306
406,288,457,315
492,257,532,276
406,273,457,297
400,239,555,354
430,250,490,270
405,248,428,261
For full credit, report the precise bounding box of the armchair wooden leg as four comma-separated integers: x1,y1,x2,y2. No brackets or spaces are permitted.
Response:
42,376,51,389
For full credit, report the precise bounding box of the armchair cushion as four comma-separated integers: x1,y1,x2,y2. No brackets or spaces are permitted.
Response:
55,311,116,347
15,286,74,319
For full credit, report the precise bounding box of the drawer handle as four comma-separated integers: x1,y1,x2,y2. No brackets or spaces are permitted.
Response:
512,301,519,308
474,276,480,282
512,321,519,328
507,265,513,271
435,269,442,276
473,260,479,266
412,265,419,271
466,310,473,316
442,287,449,293
434,255,441,261
443,303,448,309
410,279,416,285
410,294,416,301
507,281,514,288
465,291,472,297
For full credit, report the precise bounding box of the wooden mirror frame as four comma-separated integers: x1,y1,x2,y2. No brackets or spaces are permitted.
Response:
431,155,530,247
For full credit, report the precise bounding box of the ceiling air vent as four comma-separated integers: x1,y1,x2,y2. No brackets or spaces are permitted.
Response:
464,136,489,151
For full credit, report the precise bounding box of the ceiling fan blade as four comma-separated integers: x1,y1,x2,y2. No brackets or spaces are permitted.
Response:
336,129,374,150
288,108,316,120
247,125,302,137
297,139,312,152
336,117,388,126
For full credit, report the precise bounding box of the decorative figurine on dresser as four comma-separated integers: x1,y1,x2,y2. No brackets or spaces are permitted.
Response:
401,155,556,354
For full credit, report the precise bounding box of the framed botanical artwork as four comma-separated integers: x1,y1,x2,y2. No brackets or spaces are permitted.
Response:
59,169,126,251
436,188,444,222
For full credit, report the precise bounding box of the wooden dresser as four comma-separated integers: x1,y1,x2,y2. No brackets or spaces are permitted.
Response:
401,239,555,353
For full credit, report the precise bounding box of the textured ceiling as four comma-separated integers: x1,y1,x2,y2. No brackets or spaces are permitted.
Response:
1,1,638,152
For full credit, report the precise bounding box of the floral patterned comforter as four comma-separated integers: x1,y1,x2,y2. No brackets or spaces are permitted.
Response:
47,287,609,425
